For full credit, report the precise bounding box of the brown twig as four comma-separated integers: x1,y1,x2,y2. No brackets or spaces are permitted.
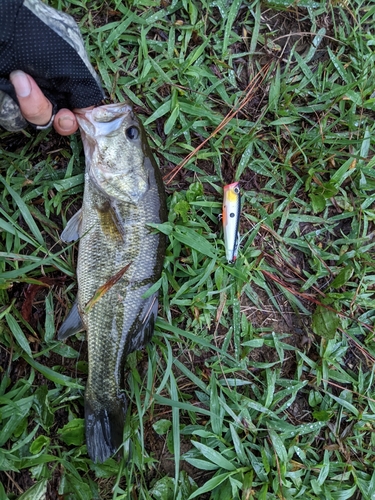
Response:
163,63,272,185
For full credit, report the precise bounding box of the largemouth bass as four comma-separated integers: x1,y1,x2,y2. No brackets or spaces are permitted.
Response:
58,103,167,463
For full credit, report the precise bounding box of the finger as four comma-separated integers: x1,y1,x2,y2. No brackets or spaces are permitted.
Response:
54,106,95,135
54,109,78,136
10,70,53,126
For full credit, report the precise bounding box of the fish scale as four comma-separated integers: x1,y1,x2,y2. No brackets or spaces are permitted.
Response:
81,173,162,401
58,103,167,463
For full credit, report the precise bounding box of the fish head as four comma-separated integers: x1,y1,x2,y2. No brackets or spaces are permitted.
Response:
76,103,151,204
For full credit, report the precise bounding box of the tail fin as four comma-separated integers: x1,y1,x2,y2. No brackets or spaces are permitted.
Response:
85,395,126,463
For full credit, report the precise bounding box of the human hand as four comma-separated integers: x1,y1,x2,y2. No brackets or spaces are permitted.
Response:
0,0,104,134
10,70,88,136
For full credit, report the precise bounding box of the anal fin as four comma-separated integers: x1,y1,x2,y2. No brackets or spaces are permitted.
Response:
58,300,84,340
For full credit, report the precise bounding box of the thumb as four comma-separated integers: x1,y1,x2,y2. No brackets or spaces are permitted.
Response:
10,70,53,126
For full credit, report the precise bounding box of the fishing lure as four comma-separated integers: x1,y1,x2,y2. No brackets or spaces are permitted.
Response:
222,182,241,263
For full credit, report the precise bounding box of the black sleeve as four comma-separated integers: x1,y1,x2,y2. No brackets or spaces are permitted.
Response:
0,0,104,130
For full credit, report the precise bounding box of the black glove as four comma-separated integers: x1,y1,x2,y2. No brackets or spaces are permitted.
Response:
0,0,104,131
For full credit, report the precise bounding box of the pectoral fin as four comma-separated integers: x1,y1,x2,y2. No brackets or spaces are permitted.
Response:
61,209,83,242
58,300,84,339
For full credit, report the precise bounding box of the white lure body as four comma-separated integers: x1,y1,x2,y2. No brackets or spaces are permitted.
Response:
222,182,241,263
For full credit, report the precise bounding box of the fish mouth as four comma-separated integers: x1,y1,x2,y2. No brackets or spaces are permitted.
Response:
90,103,133,122
75,103,134,135
75,103,133,121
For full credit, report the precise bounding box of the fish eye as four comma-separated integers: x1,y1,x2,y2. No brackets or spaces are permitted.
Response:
234,186,240,194
125,126,140,140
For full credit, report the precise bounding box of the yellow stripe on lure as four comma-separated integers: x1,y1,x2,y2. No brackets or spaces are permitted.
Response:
222,182,241,263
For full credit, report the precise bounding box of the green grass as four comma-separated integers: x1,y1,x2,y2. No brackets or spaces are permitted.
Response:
2,0,375,498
